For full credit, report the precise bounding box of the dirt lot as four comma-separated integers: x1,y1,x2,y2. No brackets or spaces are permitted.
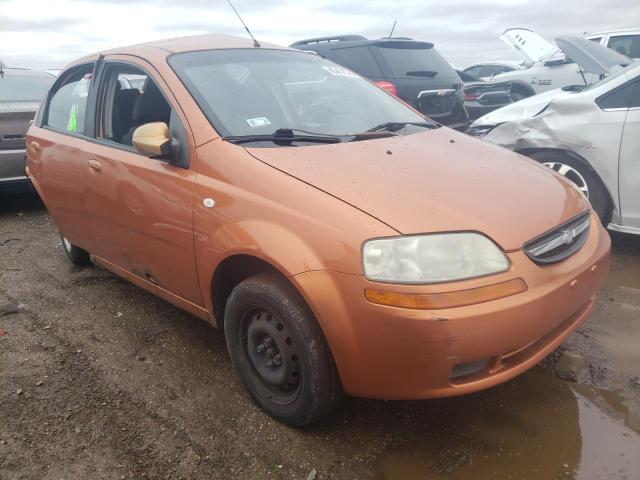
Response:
1,192,639,480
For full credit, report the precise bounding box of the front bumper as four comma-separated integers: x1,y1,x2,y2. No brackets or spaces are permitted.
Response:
291,214,611,399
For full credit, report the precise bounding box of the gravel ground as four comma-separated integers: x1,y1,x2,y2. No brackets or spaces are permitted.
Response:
1,192,639,480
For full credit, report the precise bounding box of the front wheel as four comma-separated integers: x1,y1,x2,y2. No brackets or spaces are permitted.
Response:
527,151,611,222
224,272,343,426
60,234,91,266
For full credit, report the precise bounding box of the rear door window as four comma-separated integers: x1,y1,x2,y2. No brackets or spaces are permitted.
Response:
373,42,456,79
332,46,382,78
45,65,93,135
607,35,640,58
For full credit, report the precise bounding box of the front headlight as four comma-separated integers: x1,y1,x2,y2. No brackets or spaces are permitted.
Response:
362,233,509,284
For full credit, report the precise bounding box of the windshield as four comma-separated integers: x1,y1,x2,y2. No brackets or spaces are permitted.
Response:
0,74,53,102
169,49,428,139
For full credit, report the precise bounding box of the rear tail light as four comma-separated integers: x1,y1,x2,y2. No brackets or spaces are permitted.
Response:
375,81,398,96
464,92,480,100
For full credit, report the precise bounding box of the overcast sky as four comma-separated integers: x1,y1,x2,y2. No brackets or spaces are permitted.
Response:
1,0,638,70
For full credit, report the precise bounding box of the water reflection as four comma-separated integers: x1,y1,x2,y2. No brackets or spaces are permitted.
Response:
376,368,640,479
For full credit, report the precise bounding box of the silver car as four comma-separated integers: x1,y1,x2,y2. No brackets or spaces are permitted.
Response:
469,37,639,235
0,65,54,193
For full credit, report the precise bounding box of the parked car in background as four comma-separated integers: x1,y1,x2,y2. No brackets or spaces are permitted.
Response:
27,34,610,426
470,37,639,234
462,61,521,80
291,35,468,129
0,66,54,192
585,28,640,59
456,69,513,120
488,28,630,101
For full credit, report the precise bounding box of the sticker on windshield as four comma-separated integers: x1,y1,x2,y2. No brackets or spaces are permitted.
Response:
322,66,358,78
246,117,272,128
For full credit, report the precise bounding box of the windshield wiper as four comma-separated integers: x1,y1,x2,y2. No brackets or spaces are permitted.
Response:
366,121,440,133
224,128,344,145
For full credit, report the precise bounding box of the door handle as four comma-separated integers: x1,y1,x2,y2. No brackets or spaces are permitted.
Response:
87,159,102,174
30,141,40,153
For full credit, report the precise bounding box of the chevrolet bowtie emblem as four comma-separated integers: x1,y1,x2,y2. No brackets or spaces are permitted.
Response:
562,228,577,245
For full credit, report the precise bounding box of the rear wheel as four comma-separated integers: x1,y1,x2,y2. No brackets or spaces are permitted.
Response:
60,234,91,266
527,150,610,222
224,272,343,426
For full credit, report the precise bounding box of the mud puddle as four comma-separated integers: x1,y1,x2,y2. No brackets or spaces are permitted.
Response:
607,256,640,291
376,368,640,479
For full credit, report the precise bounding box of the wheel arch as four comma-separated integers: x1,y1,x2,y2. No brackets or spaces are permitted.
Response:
517,147,615,222
210,254,287,330
508,80,536,98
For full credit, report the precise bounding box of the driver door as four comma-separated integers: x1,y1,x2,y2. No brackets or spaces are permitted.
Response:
82,57,203,307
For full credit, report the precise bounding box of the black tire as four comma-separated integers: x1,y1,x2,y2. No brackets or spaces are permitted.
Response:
527,150,610,222
60,234,91,266
224,272,343,426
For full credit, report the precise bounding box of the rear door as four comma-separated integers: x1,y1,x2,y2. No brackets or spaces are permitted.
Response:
618,77,640,228
26,64,96,252
82,57,203,306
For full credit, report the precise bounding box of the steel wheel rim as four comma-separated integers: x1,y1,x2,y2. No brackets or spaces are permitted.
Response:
543,162,589,199
240,306,301,406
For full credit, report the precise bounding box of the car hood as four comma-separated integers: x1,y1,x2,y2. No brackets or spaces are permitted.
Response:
471,88,574,126
556,36,632,76
245,128,588,251
500,28,559,64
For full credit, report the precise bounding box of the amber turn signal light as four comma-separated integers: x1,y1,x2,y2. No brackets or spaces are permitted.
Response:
364,278,528,310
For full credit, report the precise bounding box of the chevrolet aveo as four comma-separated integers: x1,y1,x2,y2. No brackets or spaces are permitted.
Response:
26,35,611,426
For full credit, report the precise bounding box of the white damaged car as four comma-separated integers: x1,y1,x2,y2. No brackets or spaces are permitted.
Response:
469,37,639,235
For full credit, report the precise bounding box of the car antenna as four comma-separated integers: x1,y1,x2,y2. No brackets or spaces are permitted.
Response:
226,0,260,47
388,20,397,39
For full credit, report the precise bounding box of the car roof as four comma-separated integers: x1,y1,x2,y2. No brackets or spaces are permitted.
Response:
67,34,290,68
1,67,54,77
291,35,434,50
464,61,521,69
584,28,640,36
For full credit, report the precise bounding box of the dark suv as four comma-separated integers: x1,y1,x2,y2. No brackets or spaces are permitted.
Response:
290,35,468,129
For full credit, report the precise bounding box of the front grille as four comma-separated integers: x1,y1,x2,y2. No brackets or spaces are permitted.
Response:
418,93,456,116
523,212,591,264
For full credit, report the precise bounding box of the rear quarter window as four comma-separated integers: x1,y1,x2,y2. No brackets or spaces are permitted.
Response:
332,46,382,78
373,42,457,79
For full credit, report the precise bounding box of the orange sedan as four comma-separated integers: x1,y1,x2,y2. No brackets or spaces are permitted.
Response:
26,35,610,426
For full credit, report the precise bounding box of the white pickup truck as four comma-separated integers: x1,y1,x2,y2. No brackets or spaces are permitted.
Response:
584,29,640,59
489,28,603,101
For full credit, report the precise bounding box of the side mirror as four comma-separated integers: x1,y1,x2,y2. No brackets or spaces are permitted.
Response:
132,122,171,157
